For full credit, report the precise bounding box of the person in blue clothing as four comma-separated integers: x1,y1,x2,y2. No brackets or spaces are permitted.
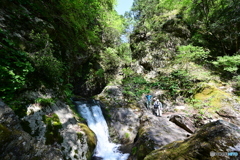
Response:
145,94,152,109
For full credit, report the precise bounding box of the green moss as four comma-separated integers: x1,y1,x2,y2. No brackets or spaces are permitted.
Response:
0,124,12,143
133,127,156,160
42,113,63,145
144,140,197,160
145,121,238,160
194,83,235,114
125,132,130,139
78,123,96,160
131,147,137,155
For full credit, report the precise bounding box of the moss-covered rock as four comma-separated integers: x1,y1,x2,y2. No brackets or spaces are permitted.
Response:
144,120,240,160
194,83,233,111
78,123,97,159
130,126,155,160
42,113,63,145
0,100,63,160
193,82,240,125
128,112,189,160
0,124,12,144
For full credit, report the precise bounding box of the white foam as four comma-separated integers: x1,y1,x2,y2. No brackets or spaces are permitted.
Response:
77,104,129,160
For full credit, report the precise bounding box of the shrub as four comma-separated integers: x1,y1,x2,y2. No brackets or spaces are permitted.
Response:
122,75,150,99
35,98,55,107
0,29,34,101
175,44,210,70
29,30,64,86
212,55,240,74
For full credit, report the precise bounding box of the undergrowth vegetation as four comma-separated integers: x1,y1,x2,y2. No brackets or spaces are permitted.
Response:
122,69,198,100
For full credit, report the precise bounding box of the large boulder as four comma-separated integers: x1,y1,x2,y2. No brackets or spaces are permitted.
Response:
1,89,97,160
144,120,240,160
216,107,240,126
128,111,190,160
194,83,240,123
0,100,63,160
169,114,196,133
109,107,142,144
19,91,96,160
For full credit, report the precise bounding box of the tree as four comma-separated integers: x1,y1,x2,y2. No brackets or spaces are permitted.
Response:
174,44,210,71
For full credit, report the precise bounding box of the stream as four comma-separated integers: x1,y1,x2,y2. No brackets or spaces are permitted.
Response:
76,101,129,160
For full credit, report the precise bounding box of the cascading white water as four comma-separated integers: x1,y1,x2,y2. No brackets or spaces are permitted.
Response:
77,102,129,160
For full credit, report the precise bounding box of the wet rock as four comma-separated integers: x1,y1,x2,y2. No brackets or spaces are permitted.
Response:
169,114,196,133
144,120,240,160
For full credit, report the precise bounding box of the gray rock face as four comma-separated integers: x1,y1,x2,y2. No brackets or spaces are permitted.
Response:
0,100,22,130
21,97,93,160
169,114,196,133
144,120,240,160
216,107,240,126
0,100,64,160
109,107,142,144
128,111,190,160
1,89,96,160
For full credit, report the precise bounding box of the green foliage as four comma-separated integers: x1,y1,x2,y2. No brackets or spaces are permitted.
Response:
158,70,196,98
122,75,150,99
131,147,137,155
95,69,105,78
122,70,196,100
186,98,205,110
128,0,240,101
233,75,240,95
125,132,130,139
122,67,134,77
63,83,73,99
175,44,210,70
186,0,240,56
0,29,34,101
10,104,27,118
1,0,123,102
212,55,240,74
35,98,55,107
117,43,132,64
29,30,63,86
100,47,121,74
177,45,210,61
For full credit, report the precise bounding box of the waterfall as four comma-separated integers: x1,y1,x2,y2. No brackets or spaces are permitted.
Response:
77,102,129,160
